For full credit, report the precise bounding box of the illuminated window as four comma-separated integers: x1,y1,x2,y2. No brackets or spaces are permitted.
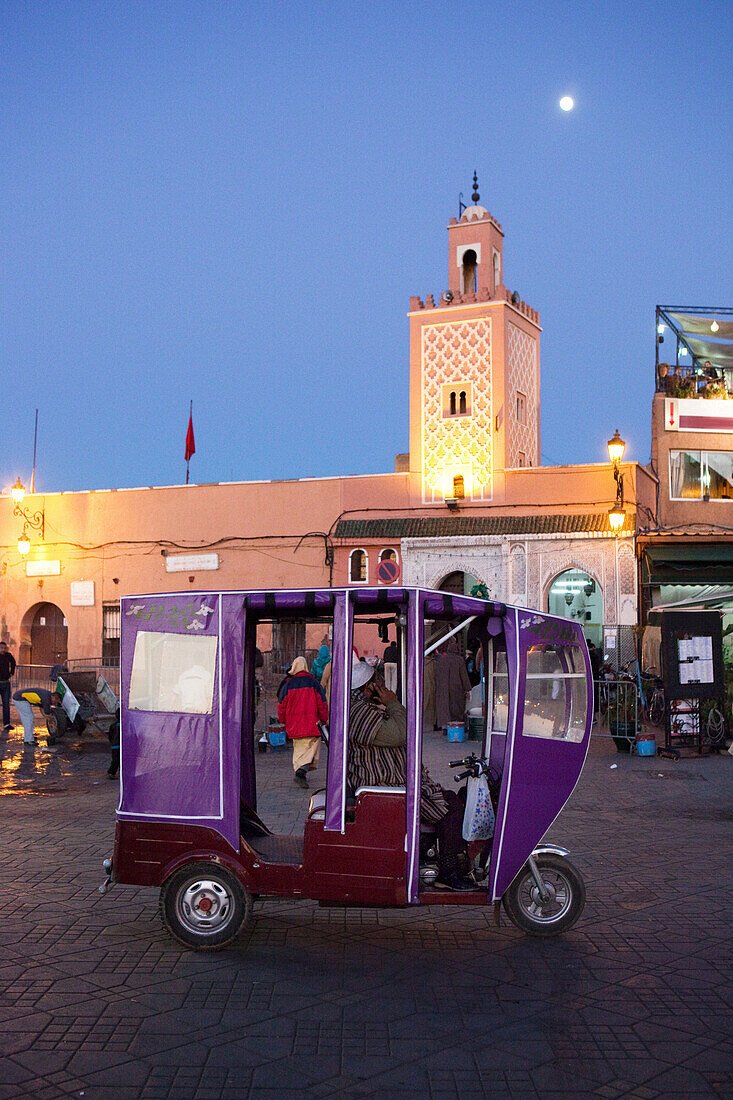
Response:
453,475,465,499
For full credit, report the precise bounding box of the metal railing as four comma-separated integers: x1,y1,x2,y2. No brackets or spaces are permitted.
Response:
591,678,641,747
12,661,120,697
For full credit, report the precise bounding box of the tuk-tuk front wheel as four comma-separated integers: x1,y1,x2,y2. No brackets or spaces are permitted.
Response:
160,862,252,950
502,854,585,936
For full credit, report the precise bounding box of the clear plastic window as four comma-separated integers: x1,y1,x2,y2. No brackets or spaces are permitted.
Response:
492,650,509,733
523,644,587,742
129,631,218,714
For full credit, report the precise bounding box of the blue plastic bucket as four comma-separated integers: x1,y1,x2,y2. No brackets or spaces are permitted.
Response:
268,724,287,749
446,722,465,743
636,733,656,756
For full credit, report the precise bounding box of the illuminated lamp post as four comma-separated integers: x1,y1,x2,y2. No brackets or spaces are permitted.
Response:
607,430,625,532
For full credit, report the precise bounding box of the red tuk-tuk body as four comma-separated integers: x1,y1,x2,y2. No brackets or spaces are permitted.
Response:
103,587,592,947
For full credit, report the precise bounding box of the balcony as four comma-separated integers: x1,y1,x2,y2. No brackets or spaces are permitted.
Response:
655,305,733,398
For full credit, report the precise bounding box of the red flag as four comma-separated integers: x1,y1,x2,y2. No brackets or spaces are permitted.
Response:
185,412,195,462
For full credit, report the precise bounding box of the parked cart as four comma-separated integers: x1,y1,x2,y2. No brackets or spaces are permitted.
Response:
47,671,118,743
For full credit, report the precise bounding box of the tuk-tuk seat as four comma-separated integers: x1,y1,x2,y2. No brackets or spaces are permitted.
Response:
308,790,327,819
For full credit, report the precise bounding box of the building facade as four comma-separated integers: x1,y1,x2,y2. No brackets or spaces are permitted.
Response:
1,190,655,668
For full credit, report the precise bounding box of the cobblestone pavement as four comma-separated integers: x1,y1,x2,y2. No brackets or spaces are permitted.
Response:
0,716,731,1099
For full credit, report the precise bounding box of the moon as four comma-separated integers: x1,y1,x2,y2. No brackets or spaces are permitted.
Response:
559,96,575,112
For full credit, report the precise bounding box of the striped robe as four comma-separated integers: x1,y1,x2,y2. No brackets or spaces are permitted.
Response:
347,695,448,825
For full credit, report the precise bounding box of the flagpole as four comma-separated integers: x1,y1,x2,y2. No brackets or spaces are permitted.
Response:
186,400,192,484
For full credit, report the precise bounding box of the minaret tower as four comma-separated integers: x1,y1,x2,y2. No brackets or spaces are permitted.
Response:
408,175,541,505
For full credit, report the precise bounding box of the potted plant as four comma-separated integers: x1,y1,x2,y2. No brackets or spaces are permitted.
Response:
702,379,728,400
607,684,639,752
667,372,695,399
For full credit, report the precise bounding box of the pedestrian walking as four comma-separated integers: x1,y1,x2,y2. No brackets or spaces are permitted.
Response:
434,640,471,731
277,656,328,788
310,644,331,683
383,639,398,693
0,642,17,735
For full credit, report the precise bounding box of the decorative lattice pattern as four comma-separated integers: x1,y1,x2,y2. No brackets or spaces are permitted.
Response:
507,324,538,467
618,543,636,595
421,318,492,503
510,544,526,596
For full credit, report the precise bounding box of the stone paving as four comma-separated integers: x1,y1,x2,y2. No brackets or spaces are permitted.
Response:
0,715,731,1099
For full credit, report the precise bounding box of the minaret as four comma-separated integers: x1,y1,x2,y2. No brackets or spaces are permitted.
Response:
447,173,505,300
408,177,541,504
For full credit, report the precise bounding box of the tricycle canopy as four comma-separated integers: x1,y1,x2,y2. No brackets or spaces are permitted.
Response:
116,587,591,906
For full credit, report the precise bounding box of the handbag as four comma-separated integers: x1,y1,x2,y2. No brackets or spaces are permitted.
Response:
462,774,495,841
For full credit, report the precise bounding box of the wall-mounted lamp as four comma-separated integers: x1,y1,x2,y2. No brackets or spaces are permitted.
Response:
607,430,626,532
10,478,45,550
445,497,459,511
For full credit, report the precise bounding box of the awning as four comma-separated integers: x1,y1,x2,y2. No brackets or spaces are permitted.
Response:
649,584,733,612
659,306,733,373
642,542,733,585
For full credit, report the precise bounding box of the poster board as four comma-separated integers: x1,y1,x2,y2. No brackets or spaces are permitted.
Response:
660,610,723,699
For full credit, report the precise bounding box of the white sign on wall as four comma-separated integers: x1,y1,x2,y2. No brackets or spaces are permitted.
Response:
70,581,95,606
25,560,61,577
165,553,219,573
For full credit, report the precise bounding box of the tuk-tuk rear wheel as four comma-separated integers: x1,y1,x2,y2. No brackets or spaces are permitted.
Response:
160,862,252,950
502,854,585,936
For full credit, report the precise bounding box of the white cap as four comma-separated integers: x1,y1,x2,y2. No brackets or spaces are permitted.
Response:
351,661,375,690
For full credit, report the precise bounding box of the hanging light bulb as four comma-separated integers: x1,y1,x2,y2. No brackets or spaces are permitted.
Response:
17,531,30,555
711,320,719,333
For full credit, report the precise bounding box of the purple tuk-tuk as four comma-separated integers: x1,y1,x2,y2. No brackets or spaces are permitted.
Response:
100,587,592,948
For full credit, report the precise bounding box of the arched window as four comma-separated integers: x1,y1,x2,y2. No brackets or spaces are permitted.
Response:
547,569,602,647
349,548,367,583
516,392,526,424
493,249,501,291
379,548,397,564
453,475,465,499
462,249,477,294
459,390,467,414
449,391,456,415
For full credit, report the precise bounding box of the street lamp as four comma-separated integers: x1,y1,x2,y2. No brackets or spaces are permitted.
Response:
607,430,625,531
8,477,45,553
11,477,25,506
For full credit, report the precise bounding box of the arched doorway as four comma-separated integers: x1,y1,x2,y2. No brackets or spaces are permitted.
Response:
438,570,480,597
20,602,68,668
547,570,602,647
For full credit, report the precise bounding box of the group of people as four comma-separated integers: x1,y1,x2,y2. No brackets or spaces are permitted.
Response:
275,638,473,889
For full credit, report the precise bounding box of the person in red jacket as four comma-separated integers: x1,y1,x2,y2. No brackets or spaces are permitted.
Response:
277,656,329,788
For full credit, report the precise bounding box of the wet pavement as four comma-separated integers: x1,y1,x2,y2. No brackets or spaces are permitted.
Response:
0,719,731,1099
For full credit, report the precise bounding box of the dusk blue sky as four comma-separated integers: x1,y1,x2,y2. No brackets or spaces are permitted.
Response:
2,1,731,494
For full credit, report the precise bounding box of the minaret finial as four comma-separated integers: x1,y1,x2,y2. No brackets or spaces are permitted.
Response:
471,171,480,204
